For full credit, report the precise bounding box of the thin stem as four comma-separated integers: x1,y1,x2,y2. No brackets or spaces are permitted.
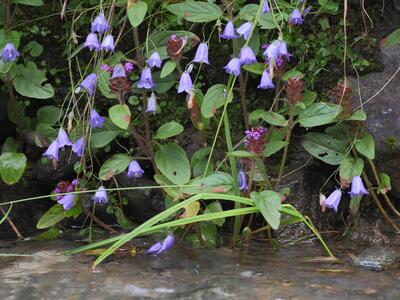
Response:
0,206,24,239
274,115,293,190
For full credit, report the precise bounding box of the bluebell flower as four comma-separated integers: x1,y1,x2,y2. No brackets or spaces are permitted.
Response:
91,13,109,34
146,92,157,114
145,234,175,255
289,8,304,25
84,33,99,51
147,52,162,68
93,186,108,204
127,160,144,178
111,63,126,78
100,34,114,51
137,67,156,89
72,137,85,157
239,46,257,65
258,69,275,89
57,129,72,148
220,20,238,39
224,57,241,77
304,6,312,16
323,189,342,212
349,176,369,197
238,170,248,191
178,71,192,94
193,42,209,64
58,194,75,211
90,109,105,128
42,140,60,161
80,73,97,96
1,42,19,62
263,40,289,63
262,0,270,14
237,22,253,40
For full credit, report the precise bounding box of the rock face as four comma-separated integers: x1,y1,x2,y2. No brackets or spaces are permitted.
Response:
353,245,400,271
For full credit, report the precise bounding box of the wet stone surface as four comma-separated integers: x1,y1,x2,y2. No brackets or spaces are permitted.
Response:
352,245,400,271
0,239,399,299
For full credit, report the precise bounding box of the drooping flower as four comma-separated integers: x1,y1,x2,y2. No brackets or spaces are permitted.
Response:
42,140,60,161
100,64,111,72
54,180,78,200
220,20,238,39
237,22,253,40
238,170,248,191
193,42,209,64
127,160,144,178
93,186,108,204
100,34,114,51
111,63,126,78
258,69,275,89
80,73,97,96
178,71,192,94
323,189,342,212
124,62,134,74
289,8,304,25
57,129,72,148
145,234,175,256
147,52,162,68
224,57,241,77
304,6,312,16
1,43,19,62
239,46,257,65
262,0,270,14
58,194,75,211
263,40,289,65
145,241,163,255
245,127,267,154
72,137,85,157
137,67,155,89
90,109,105,128
84,33,100,51
91,13,109,34
146,92,157,114
349,176,369,197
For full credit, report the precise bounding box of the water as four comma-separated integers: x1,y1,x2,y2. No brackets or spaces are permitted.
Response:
0,238,399,299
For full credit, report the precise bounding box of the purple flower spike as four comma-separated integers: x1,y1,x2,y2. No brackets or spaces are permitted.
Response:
220,20,238,40
80,73,97,96
93,186,108,204
224,57,241,77
262,0,270,14
193,42,209,64
57,129,72,148
324,189,342,212
72,137,85,157
258,69,275,89
237,22,253,40
178,71,192,94
100,34,114,52
127,160,144,178
239,46,257,65
146,92,157,115
349,176,369,197
1,42,20,62
90,109,105,128
58,194,75,211
124,62,134,74
84,33,99,51
289,8,304,25
148,52,162,68
43,140,60,161
238,170,248,191
112,63,126,79
91,13,109,34
137,67,156,89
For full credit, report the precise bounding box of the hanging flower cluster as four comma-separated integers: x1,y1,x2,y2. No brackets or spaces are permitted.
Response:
83,13,114,52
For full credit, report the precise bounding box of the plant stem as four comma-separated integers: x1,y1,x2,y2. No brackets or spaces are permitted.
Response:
274,115,293,190
0,206,24,239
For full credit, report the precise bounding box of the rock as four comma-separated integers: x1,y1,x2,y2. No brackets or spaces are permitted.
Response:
348,218,391,244
353,245,400,271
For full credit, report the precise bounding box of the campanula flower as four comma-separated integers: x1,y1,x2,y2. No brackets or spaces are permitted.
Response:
262,0,270,14
237,22,253,40
58,194,75,211
42,140,60,161
258,69,275,89
193,42,209,64
90,109,105,128
127,160,144,178
145,234,174,255
304,6,312,16
289,8,304,25
239,46,257,65
323,189,342,212
100,64,111,72
238,170,248,191
84,33,99,51
147,52,162,68
224,57,241,77
93,186,108,204
57,129,72,148
146,92,157,114
349,176,369,197
91,13,109,34
124,62,134,74
1,42,19,62
72,137,85,157
80,73,97,96
111,63,126,78
220,20,238,39
137,67,155,89
100,34,114,51
263,40,289,63
178,71,192,94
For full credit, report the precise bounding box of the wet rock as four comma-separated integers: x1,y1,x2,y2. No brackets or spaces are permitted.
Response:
348,218,391,244
353,245,400,271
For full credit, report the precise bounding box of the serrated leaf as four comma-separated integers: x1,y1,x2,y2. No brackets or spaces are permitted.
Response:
109,104,131,129
155,121,183,139
250,191,282,230
99,153,131,181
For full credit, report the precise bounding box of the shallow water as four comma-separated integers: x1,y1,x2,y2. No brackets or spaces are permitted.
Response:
0,238,399,299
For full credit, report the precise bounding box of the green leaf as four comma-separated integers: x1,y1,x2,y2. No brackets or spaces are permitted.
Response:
34,228,63,241
384,28,400,48
167,2,222,23
204,202,225,226
99,153,131,181
155,121,183,140
0,152,27,185
98,71,117,99
339,157,364,181
242,63,265,75
201,84,226,118
249,110,288,127
1,137,18,154
264,141,288,157
282,70,304,81
302,133,347,165
355,133,375,159
250,191,282,230
13,0,43,6
181,201,200,218
12,62,54,99
26,41,43,57
302,90,317,106
191,147,212,177
160,60,176,78
182,172,233,195
90,125,122,149
109,104,131,130
298,103,342,128
152,71,175,94
36,105,61,124
239,4,258,21
114,207,136,230
154,174,183,199
347,109,367,121
230,150,255,158
155,142,191,185
127,0,148,27
37,204,65,229
378,173,391,194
